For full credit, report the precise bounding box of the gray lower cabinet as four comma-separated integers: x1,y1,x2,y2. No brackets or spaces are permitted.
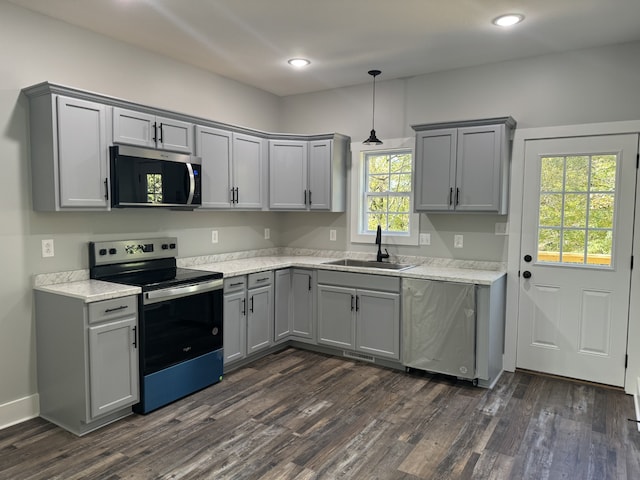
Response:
34,293,139,436
317,271,401,360
223,272,273,368
274,268,315,343
23,87,110,211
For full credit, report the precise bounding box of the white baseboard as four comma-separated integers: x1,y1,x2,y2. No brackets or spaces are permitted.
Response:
0,394,39,431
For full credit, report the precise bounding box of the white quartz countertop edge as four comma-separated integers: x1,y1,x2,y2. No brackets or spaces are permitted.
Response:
34,280,141,303
186,255,505,285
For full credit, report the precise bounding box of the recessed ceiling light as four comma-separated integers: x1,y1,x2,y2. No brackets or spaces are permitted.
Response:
492,14,524,27
288,58,311,68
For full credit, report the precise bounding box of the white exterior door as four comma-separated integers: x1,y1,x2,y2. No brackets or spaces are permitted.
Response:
517,134,638,386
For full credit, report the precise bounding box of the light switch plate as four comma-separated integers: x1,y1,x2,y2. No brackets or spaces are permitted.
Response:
211,230,219,244
419,233,431,245
454,234,464,248
329,229,337,241
264,228,270,240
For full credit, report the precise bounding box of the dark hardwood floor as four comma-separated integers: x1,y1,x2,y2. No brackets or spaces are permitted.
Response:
1,347,639,479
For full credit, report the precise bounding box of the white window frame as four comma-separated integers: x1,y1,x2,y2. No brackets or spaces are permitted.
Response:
350,138,419,246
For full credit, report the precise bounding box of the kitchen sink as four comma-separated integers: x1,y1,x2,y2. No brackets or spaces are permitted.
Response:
322,259,415,271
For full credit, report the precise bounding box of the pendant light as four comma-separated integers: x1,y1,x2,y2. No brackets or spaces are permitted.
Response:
363,69,383,145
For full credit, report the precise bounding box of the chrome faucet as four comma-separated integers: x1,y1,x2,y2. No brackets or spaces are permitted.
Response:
375,225,390,262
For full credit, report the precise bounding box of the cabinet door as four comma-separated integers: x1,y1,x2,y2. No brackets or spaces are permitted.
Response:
356,289,400,360
455,125,503,212
223,290,247,364
317,285,355,349
274,269,292,342
247,285,273,354
414,129,457,211
269,140,308,210
291,269,314,339
233,133,265,209
196,126,233,208
88,316,138,419
112,107,156,148
308,140,332,210
156,116,193,154
56,96,109,209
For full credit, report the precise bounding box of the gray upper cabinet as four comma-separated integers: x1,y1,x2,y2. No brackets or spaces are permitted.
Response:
24,88,110,211
269,135,348,212
269,140,309,210
413,117,515,214
113,107,193,153
196,126,266,209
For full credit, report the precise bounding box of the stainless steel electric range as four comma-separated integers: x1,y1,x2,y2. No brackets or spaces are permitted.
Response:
89,237,223,414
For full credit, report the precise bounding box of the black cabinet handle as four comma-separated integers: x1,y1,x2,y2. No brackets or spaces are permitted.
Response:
241,298,246,315
350,295,355,311
230,188,235,203
234,187,239,204
456,188,460,205
104,305,128,313
104,178,109,200
132,326,137,348
449,187,453,206
308,276,312,291
158,123,164,143
355,295,360,312
152,122,157,142
250,296,254,313
229,281,244,287
309,190,312,205
255,277,269,283
304,190,307,205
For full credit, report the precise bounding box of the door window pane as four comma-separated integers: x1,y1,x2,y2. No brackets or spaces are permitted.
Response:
537,154,617,267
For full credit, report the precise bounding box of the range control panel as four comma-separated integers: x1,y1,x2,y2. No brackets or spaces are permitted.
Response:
89,237,178,266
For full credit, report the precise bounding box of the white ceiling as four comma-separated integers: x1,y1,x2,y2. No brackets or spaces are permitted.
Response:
8,0,640,96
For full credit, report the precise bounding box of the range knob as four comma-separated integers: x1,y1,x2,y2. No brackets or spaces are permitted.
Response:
99,248,107,256
109,248,117,255
169,243,176,249
161,244,169,250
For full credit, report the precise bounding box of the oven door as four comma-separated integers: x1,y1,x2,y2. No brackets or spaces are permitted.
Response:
140,280,223,375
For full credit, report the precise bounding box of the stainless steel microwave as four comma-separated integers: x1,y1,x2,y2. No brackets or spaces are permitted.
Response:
109,145,202,209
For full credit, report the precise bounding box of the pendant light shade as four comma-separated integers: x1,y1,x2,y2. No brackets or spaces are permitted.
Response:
363,69,383,145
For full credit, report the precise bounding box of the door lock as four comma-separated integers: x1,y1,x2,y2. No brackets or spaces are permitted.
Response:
522,270,532,279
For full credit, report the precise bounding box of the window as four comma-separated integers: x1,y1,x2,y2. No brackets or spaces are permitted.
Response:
350,138,419,246
537,153,617,267
146,173,163,204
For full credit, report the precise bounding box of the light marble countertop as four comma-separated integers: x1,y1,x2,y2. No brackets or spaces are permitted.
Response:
185,255,505,285
34,280,141,303
32,248,505,303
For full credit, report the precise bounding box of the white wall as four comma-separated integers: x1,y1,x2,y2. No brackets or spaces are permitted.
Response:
279,41,640,261
0,2,282,421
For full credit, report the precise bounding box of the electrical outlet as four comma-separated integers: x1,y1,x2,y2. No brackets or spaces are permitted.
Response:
264,228,270,240
495,222,509,235
42,239,54,258
329,229,337,241
454,234,464,248
419,233,431,245
211,230,219,244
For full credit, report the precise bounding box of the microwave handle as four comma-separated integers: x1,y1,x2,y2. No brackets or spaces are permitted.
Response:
186,163,195,204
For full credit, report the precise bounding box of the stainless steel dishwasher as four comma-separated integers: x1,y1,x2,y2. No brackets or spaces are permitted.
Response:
402,278,477,382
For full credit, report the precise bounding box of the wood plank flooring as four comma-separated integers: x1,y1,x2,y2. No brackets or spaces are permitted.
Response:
1,347,639,479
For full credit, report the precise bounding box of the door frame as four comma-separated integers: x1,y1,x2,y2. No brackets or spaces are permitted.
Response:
505,120,640,394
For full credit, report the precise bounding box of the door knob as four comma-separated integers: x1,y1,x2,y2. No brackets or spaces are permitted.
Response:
522,270,532,279
524,254,532,262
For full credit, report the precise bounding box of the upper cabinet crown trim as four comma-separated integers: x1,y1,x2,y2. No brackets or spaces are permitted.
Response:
22,82,343,141
412,116,516,132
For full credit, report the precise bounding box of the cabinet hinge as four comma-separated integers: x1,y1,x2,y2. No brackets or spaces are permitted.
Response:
625,354,628,369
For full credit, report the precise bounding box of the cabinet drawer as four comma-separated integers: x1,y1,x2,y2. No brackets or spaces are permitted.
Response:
88,296,137,324
317,270,400,293
248,271,273,289
224,276,247,293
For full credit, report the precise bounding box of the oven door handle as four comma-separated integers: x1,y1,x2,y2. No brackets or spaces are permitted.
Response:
144,279,223,305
